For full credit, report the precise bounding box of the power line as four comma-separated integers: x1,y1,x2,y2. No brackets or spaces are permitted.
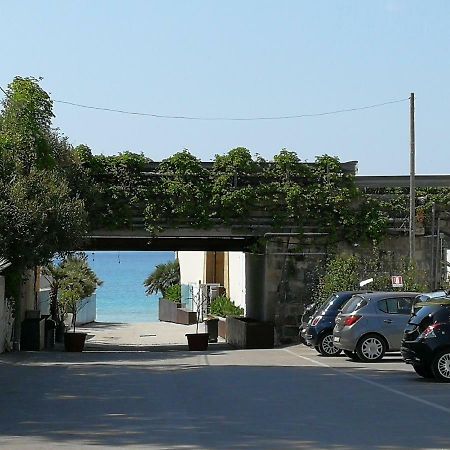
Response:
53,97,409,121
0,85,409,121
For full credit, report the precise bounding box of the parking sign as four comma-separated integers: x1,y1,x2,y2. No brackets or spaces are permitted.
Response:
391,275,403,288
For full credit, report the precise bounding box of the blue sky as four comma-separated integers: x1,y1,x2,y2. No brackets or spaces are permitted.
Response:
1,0,449,175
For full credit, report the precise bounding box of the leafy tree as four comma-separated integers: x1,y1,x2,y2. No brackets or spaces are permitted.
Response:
144,260,180,298
0,76,54,174
0,76,88,344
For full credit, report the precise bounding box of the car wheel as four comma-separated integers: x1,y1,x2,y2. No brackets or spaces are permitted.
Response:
318,332,342,357
432,349,450,382
356,334,386,362
343,350,360,361
412,364,434,379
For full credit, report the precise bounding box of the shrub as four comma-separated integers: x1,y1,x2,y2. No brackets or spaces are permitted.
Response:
210,296,244,317
164,284,181,302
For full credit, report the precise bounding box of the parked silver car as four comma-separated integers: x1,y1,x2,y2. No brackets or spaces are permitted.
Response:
333,292,418,362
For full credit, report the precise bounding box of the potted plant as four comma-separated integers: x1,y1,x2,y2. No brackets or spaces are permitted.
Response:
57,255,102,352
185,283,209,351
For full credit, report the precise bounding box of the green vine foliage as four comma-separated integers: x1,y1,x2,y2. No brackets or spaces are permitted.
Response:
145,150,212,233
75,146,151,229
57,145,393,244
80,147,389,245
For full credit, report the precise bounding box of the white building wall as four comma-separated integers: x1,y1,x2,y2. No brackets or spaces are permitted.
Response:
177,251,205,311
228,252,246,312
178,251,205,285
76,294,96,325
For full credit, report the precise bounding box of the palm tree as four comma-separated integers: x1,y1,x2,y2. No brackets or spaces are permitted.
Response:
44,253,102,330
58,254,103,332
143,260,180,298
42,262,66,322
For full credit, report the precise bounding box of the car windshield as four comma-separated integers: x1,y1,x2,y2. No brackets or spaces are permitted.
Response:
318,294,350,314
341,296,367,314
414,291,447,303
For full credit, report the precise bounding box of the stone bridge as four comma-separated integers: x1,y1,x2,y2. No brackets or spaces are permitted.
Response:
80,173,450,344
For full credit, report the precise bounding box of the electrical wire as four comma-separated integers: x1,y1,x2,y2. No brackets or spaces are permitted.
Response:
53,97,409,121
0,84,409,121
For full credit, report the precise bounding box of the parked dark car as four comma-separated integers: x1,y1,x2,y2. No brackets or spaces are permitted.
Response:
299,302,319,345
333,292,418,362
401,300,450,381
411,291,448,311
306,291,367,356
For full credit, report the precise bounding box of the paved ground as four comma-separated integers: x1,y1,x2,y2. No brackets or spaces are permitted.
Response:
1,323,450,449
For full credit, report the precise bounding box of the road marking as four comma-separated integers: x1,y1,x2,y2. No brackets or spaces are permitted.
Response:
284,348,450,414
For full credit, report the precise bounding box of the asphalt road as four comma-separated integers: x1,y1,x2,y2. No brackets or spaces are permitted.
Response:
0,344,449,450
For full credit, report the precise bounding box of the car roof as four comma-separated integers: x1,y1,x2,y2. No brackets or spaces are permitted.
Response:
415,297,450,307
334,290,372,296
353,292,419,301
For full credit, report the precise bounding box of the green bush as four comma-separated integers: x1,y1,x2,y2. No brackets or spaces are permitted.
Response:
164,284,181,302
210,296,244,317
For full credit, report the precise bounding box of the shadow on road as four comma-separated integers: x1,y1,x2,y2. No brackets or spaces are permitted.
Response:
0,349,449,449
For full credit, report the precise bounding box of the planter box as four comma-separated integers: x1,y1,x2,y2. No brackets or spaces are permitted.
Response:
159,298,196,325
218,317,227,339
226,317,274,349
176,308,197,325
159,298,182,323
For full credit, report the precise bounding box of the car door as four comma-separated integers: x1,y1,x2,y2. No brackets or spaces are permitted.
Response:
377,297,414,350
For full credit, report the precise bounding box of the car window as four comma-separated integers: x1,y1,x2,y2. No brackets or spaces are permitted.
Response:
321,294,353,314
378,297,413,314
341,296,367,314
398,297,413,314
378,300,388,313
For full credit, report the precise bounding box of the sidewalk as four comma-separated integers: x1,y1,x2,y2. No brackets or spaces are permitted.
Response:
78,321,227,351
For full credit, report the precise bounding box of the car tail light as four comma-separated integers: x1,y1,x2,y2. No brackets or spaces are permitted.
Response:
419,323,442,340
311,316,322,326
343,315,362,327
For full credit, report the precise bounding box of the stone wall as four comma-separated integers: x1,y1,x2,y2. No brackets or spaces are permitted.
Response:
247,232,448,345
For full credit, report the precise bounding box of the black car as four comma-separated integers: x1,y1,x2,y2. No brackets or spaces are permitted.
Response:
306,291,367,356
299,302,319,345
401,301,450,381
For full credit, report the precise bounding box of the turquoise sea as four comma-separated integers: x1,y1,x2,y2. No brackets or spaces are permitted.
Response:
86,251,175,323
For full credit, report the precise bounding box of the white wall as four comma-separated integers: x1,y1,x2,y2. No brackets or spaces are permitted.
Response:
178,251,205,285
76,294,96,325
228,252,246,312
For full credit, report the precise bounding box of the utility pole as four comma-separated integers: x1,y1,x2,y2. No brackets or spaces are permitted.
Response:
409,93,416,263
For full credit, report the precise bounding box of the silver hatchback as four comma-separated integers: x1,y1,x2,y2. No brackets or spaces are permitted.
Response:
333,292,418,362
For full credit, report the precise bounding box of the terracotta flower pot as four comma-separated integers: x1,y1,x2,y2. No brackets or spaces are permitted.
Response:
64,332,87,352
186,333,209,351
